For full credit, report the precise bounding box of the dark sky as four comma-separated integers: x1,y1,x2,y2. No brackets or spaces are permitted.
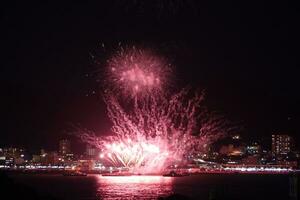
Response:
1,1,299,153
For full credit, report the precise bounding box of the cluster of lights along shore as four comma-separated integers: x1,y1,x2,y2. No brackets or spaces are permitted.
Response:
0,133,298,173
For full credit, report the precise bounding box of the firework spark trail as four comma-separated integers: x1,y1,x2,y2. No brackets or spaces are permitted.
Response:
81,89,228,173
80,47,230,174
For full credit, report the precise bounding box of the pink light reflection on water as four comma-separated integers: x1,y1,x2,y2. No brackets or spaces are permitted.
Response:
96,175,174,200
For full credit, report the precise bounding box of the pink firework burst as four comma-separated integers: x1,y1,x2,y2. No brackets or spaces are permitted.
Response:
79,47,232,174
106,47,171,97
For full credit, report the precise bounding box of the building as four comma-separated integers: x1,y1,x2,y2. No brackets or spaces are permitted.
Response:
77,159,95,171
1,147,25,158
0,147,27,165
59,139,71,156
246,142,261,155
86,144,98,158
32,155,41,163
272,134,293,155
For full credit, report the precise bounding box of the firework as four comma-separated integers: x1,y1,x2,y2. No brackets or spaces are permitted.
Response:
80,90,228,174
80,47,230,174
106,47,171,97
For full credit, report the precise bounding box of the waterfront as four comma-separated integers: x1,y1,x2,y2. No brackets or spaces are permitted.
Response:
7,173,292,200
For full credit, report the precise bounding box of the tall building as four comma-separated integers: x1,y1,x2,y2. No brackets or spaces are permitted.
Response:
59,139,71,156
86,144,98,158
272,134,293,155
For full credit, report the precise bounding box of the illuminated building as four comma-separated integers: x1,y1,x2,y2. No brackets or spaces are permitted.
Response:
246,142,261,155
0,147,27,165
272,134,293,155
86,144,97,158
59,139,71,156
77,159,95,171
2,147,25,158
32,155,41,163
65,153,74,161
0,156,5,166
41,149,47,156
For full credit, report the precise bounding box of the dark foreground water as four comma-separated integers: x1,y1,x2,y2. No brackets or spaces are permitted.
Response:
7,173,294,200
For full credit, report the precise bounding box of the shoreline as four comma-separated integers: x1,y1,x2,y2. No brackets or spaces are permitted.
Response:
2,169,299,176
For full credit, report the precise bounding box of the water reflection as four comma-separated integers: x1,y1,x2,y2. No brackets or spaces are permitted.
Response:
96,175,173,200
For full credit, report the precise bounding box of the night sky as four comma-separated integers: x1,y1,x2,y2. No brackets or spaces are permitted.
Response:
1,2,299,153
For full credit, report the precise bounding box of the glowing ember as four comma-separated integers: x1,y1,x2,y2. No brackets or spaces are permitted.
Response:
80,47,230,174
